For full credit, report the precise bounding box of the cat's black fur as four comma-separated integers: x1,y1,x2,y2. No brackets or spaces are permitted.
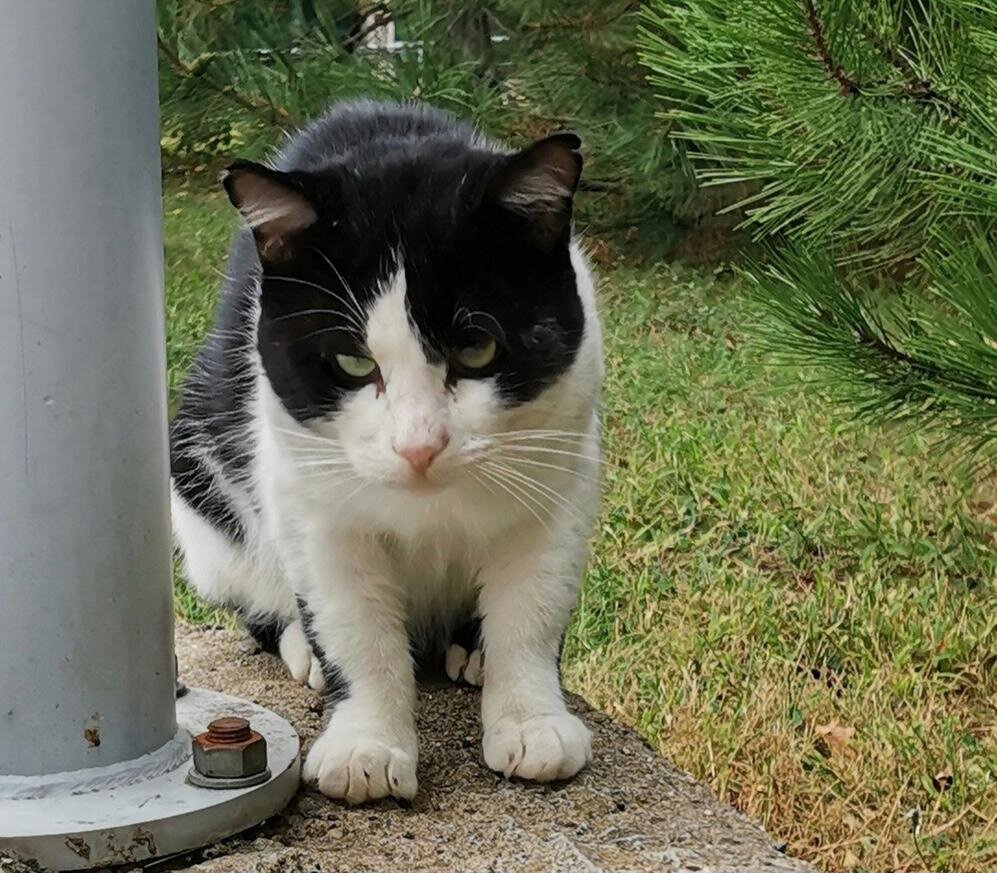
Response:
296,596,351,709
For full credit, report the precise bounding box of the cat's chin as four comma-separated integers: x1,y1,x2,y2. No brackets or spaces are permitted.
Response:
388,474,448,494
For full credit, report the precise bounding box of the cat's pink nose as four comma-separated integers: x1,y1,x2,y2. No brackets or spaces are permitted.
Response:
394,434,449,475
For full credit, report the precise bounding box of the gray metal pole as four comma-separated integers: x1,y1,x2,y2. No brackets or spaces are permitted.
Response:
0,0,176,774
0,8,299,867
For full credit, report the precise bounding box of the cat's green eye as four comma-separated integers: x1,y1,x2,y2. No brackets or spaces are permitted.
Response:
335,353,377,379
454,337,497,370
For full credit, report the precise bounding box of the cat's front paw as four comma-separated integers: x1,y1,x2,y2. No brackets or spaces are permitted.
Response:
483,711,592,782
303,728,418,804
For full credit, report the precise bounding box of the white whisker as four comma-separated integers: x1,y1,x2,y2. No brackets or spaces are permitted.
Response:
293,458,353,469
287,445,350,456
476,466,552,535
492,453,602,484
488,428,590,441
266,274,367,333
453,306,507,344
297,469,360,485
492,444,605,465
294,325,362,345
287,442,349,454
305,246,367,325
270,307,365,332
482,461,588,526
338,477,369,503
469,468,500,499
274,426,344,445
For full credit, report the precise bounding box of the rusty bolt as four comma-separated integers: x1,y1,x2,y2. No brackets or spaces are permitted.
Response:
189,716,270,788
205,716,253,744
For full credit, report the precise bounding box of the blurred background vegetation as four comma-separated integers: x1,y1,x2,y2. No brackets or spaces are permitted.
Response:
159,2,996,871
158,0,995,454
157,0,745,260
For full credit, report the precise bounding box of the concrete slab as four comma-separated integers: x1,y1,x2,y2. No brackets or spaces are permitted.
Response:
171,623,816,873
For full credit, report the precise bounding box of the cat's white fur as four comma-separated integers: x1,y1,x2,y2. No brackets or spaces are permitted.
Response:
172,245,602,802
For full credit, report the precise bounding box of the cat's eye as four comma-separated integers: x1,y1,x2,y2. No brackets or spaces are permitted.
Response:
454,337,497,370
335,353,377,379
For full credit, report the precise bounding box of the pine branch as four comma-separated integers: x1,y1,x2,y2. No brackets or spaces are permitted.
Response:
520,4,639,34
640,0,997,455
802,0,860,96
157,35,295,126
747,237,997,454
801,1,962,114
857,24,961,118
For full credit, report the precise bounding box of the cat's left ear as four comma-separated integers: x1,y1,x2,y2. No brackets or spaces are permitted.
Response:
221,160,319,263
485,132,583,250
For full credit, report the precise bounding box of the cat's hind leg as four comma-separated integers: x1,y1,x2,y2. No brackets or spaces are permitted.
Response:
171,485,322,688
245,612,323,689
276,616,325,690
445,645,484,685
444,615,484,686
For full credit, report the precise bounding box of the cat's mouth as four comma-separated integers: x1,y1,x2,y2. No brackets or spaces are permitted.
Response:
390,469,449,494
405,482,444,495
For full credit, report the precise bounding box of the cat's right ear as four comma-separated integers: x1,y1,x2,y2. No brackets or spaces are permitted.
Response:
484,132,583,251
221,160,319,263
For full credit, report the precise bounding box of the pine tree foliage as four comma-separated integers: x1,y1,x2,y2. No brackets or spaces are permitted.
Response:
639,0,997,455
156,0,695,236
482,0,698,231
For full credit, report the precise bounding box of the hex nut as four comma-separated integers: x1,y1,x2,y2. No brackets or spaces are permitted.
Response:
191,717,268,780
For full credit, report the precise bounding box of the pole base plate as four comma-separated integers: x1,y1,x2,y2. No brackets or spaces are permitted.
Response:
0,688,299,871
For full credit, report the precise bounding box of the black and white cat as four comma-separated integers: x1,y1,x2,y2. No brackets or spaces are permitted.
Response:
170,100,603,803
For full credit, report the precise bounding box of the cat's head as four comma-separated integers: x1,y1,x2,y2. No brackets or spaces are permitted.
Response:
223,131,592,491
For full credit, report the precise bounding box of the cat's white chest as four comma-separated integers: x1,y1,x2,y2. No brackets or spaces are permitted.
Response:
390,532,480,625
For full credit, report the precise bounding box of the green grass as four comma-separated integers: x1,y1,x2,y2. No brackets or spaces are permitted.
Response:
164,182,240,630
165,180,996,873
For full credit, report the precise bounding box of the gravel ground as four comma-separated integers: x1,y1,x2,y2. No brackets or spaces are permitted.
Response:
172,622,815,873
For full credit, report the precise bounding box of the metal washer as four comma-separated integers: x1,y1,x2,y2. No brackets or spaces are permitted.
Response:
187,767,273,790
